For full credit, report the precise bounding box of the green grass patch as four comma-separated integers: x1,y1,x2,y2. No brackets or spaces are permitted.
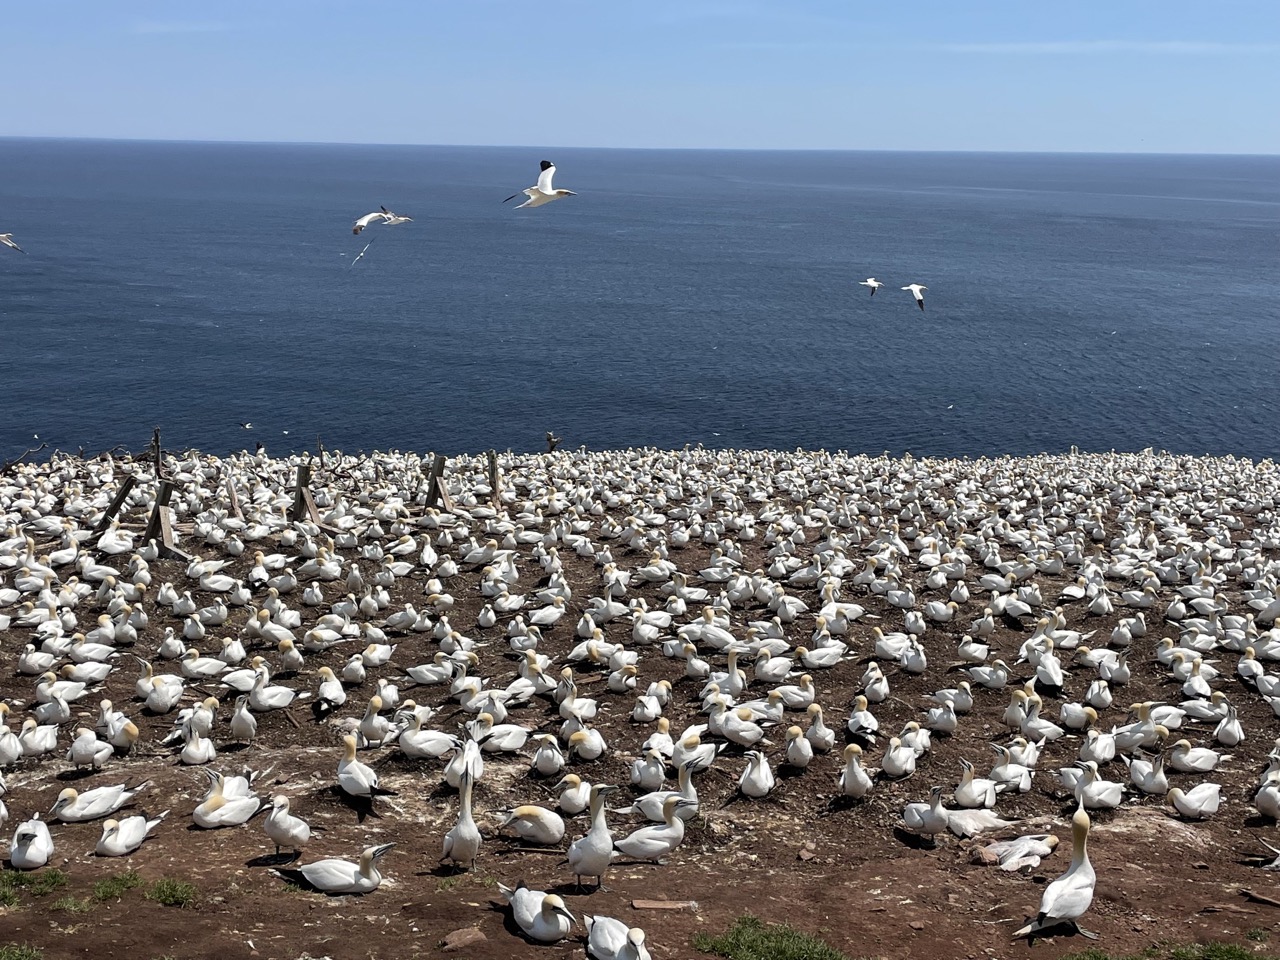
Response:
144,879,196,908
0,946,43,960
693,914,853,960
92,870,143,902
0,868,68,898
49,896,93,914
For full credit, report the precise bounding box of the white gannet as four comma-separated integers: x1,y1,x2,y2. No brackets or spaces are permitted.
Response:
556,773,591,815
902,283,927,311
858,277,884,296
612,795,692,863
499,805,566,845
52,780,149,822
982,833,1060,872
498,882,576,943
0,233,25,254
584,915,651,960
264,794,311,855
504,160,577,209
337,734,393,806
568,783,617,890
276,842,394,894
193,770,261,828
902,786,949,843
1014,808,1096,939
352,209,390,234
838,743,873,799
738,749,775,798
1167,783,1221,819
441,768,482,870
96,810,168,856
9,815,52,868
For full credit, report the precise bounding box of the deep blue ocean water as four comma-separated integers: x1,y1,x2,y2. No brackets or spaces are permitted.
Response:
1,139,1278,461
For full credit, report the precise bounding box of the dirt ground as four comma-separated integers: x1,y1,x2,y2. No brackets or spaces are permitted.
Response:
2,450,1280,960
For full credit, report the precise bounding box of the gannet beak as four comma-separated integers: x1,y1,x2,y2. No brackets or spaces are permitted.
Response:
555,905,576,924
371,842,396,858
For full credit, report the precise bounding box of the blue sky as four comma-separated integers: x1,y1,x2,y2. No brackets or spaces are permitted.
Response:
3,1,1277,152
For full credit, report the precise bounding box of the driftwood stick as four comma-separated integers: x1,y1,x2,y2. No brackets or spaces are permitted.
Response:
1,441,48,475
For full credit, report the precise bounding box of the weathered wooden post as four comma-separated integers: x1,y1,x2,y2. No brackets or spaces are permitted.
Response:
424,455,453,511
224,470,244,521
487,449,499,504
92,474,138,536
143,478,192,561
290,461,316,523
152,427,163,479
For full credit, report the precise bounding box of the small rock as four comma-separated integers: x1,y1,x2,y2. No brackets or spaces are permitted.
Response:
1192,862,1209,870
909,921,925,931
442,928,486,952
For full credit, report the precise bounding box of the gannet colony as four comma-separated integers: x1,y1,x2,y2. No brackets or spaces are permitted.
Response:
3,445,1280,957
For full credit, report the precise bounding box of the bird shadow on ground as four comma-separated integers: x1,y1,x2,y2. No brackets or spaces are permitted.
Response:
314,786,382,822
245,852,301,868
824,795,867,814
892,826,938,849
55,768,97,782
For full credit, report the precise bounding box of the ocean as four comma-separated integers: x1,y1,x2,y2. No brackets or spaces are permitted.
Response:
1,139,1277,461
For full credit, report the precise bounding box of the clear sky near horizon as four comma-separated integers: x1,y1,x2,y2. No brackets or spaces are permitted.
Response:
2,1,1278,153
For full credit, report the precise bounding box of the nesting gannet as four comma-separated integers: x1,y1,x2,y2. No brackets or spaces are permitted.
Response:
858,278,884,296
499,805,566,845
96,810,168,856
839,743,873,799
1014,808,1096,939
264,795,311,855
584,915,652,960
498,882,576,943
556,774,591,815
738,749,775,798
275,842,394,894
0,233,25,254
193,769,261,828
902,283,927,310
503,160,577,209
337,734,394,806
981,833,1059,872
9,815,52,869
52,780,149,822
1167,783,1221,819
902,786,949,843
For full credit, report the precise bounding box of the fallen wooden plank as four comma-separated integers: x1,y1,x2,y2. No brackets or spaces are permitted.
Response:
1241,888,1280,909
632,899,697,911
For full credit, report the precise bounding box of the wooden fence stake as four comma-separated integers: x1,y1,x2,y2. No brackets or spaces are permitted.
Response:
487,449,499,504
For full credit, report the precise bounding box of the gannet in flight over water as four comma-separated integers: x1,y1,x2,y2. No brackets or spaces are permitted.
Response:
902,283,927,311
504,161,577,209
0,234,24,253
352,207,411,235
859,278,883,296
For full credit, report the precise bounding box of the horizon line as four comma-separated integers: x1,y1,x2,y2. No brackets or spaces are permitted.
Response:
0,134,1276,159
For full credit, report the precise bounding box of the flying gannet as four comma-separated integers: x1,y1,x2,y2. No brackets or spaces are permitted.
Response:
504,161,577,209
